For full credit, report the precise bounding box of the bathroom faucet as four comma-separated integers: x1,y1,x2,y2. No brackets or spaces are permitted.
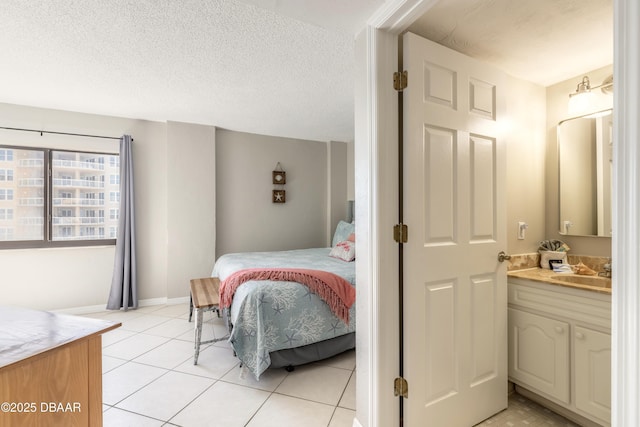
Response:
599,260,612,278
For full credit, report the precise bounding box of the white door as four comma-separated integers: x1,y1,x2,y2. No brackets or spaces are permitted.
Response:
403,32,507,426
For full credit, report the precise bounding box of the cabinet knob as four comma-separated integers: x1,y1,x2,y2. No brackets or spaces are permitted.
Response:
576,332,585,340
555,326,564,334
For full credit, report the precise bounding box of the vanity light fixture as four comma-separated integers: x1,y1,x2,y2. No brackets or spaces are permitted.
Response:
568,74,613,117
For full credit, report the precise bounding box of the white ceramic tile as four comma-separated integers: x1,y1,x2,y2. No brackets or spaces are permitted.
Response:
149,303,190,317
119,314,172,332
329,407,357,427
103,333,169,360
221,363,288,391
116,371,214,421
136,305,168,313
173,344,239,379
103,355,127,373
175,318,228,343
246,393,334,427
318,349,356,370
275,364,352,406
81,311,111,319
338,372,356,410
102,362,167,405
100,309,146,323
102,328,137,347
170,381,270,427
133,339,194,369
103,407,164,426
143,318,194,338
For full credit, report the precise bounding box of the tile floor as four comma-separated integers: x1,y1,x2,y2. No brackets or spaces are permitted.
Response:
84,303,578,427
85,302,356,427
475,394,581,426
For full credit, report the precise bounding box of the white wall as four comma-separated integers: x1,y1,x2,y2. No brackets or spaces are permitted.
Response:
0,103,218,311
215,129,336,257
505,76,547,254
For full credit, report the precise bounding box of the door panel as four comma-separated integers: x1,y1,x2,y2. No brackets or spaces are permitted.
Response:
403,31,507,426
470,134,497,241
423,125,457,245
424,279,457,405
470,274,498,386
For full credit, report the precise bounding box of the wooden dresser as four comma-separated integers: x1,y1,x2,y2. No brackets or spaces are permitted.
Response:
0,306,120,427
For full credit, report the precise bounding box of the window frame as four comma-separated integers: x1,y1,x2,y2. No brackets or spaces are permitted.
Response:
0,144,119,249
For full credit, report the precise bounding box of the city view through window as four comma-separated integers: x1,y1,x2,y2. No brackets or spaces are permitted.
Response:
0,147,120,244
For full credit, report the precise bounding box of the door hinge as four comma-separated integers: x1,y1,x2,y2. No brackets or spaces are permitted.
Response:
393,223,408,243
394,377,408,398
393,70,408,91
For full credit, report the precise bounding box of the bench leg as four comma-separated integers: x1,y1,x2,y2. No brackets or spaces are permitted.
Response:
194,307,203,365
188,294,194,322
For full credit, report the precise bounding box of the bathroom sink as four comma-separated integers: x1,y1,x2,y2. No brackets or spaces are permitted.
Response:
553,275,611,289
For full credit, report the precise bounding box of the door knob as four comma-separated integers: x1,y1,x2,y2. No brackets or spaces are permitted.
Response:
497,251,511,263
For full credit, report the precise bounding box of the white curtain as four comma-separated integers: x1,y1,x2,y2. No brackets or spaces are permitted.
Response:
107,135,137,310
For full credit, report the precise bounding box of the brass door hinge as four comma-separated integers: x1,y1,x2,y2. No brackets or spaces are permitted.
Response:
394,377,408,398
393,70,408,91
393,223,408,243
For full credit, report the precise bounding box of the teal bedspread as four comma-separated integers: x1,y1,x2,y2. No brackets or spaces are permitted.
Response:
211,248,356,379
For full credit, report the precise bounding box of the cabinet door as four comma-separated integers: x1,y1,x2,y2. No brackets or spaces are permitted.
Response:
574,326,611,424
508,308,570,403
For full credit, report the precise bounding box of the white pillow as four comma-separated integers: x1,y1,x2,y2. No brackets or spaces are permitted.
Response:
332,220,355,247
329,240,356,262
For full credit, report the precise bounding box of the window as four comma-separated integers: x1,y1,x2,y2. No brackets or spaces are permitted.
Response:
0,149,13,162
0,208,13,220
0,169,13,181
0,146,119,248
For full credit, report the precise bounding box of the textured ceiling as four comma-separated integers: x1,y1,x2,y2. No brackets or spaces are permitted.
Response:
0,0,613,143
0,0,382,142
409,0,613,87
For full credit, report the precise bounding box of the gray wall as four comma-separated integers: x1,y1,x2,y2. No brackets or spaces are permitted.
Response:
0,103,217,311
0,104,354,311
215,129,344,257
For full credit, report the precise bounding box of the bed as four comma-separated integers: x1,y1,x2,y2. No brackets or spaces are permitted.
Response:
211,221,356,380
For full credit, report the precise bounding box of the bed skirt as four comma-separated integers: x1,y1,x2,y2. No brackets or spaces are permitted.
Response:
268,332,355,368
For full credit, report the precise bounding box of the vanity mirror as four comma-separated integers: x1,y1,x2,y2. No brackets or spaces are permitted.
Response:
558,110,613,237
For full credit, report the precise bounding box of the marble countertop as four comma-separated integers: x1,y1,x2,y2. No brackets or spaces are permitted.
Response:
0,305,120,369
508,268,612,295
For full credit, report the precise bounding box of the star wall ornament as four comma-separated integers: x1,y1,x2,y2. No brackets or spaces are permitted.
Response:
272,189,286,203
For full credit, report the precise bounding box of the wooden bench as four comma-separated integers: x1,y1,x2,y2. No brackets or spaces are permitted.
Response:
189,277,227,365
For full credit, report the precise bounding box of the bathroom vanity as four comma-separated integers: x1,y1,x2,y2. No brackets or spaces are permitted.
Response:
507,269,611,427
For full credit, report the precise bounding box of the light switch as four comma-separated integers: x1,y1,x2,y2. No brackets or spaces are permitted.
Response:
517,222,528,240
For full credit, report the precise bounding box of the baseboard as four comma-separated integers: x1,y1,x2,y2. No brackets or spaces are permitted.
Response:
167,296,190,305
352,416,363,427
54,296,189,315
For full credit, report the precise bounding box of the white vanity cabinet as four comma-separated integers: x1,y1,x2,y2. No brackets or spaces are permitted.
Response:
508,278,611,427
574,326,612,422
508,308,570,403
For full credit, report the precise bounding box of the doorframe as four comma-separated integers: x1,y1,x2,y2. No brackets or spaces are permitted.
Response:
612,1,640,426
354,0,640,426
